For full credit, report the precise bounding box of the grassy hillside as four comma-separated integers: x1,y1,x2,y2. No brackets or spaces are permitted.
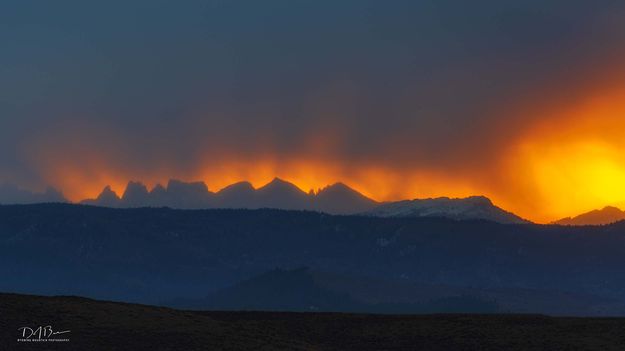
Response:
2,292,625,350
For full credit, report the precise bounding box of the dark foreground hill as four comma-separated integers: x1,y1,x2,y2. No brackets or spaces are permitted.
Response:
2,293,625,351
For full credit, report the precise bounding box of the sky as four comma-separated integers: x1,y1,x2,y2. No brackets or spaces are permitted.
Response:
2,0,625,222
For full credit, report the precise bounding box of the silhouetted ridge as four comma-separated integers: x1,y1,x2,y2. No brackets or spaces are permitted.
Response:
70,179,527,221
216,181,256,208
314,182,378,214
218,181,255,194
82,185,121,207
256,177,311,210
77,177,380,214
364,196,528,224
174,268,364,312
121,181,150,207
149,184,168,206
169,267,500,313
3,204,625,315
0,183,67,204
165,179,214,208
555,206,625,226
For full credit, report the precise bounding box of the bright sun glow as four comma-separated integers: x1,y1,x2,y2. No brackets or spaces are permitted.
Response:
26,81,625,224
514,141,625,222
506,85,625,222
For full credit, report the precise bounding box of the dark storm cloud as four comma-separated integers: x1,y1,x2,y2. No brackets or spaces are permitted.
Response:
1,0,624,191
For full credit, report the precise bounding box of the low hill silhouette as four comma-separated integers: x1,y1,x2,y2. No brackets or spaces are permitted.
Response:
555,206,625,226
167,267,620,316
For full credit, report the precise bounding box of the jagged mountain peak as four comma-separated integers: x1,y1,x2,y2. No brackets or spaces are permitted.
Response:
258,177,305,193
218,181,255,194
318,182,352,193
125,180,147,189
214,181,256,208
97,185,120,200
121,181,150,206
151,183,166,193
166,179,211,193
255,178,311,210
314,182,378,214
59,178,524,221
316,182,373,200
79,185,121,207
122,181,148,196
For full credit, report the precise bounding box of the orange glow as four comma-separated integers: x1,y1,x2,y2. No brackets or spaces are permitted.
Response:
22,69,625,224
44,156,477,207
32,83,625,224
502,84,625,223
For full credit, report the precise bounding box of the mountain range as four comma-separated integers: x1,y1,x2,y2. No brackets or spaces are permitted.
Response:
81,178,378,215
79,178,527,223
4,178,625,225
3,204,625,316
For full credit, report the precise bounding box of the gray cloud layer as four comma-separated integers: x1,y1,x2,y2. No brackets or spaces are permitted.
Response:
1,0,625,195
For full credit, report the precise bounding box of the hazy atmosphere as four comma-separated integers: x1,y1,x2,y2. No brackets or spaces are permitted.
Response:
2,1,625,222
6,3,625,348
